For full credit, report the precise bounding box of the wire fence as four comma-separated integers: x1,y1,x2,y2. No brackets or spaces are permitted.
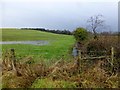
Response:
1,46,115,61
78,47,114,60
1,47,118,75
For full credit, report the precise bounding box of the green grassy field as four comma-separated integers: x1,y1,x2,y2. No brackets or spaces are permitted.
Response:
1,28,75,61
2,28,119,88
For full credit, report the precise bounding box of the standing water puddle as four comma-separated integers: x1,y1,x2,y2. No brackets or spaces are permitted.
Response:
0,41,49,46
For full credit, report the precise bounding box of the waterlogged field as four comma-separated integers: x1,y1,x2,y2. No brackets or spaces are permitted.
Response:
1,28,119,88
1,28,75,61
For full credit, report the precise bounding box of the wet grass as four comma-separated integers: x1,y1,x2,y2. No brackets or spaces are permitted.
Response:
1,29,119,88
1,28,73,41
1,28,75,60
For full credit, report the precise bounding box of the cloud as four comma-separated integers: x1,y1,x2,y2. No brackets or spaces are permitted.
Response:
2,0,119,3
0,0,118,31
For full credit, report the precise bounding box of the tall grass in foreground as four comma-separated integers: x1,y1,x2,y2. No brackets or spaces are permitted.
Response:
2,49,119,88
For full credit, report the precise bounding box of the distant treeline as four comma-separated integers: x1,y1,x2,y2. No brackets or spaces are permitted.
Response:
20,28,72,35
19,28,120,36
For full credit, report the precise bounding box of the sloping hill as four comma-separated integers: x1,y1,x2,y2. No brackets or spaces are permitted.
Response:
1,28,75,60
1,28,73,41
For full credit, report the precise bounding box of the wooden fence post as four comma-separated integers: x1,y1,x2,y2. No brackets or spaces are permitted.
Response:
78,50,82,60
78,50,82,73
110,46,114,73
10,49,16,71
111,47,114,66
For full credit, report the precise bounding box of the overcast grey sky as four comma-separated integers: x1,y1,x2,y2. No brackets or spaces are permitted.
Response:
0,0,118,32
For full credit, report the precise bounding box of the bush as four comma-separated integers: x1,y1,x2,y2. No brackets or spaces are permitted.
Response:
73,27,88,41
86,36,120,74
87,39,109,56
87,36,120,57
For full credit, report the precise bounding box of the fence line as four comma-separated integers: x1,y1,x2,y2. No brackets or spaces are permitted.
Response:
77,46,114,61
76,47,115,73
2,47,115,61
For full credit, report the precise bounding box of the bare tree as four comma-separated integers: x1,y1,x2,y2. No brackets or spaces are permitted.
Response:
87,14,105,39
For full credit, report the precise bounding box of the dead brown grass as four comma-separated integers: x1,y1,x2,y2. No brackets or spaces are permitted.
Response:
2,49,119,88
